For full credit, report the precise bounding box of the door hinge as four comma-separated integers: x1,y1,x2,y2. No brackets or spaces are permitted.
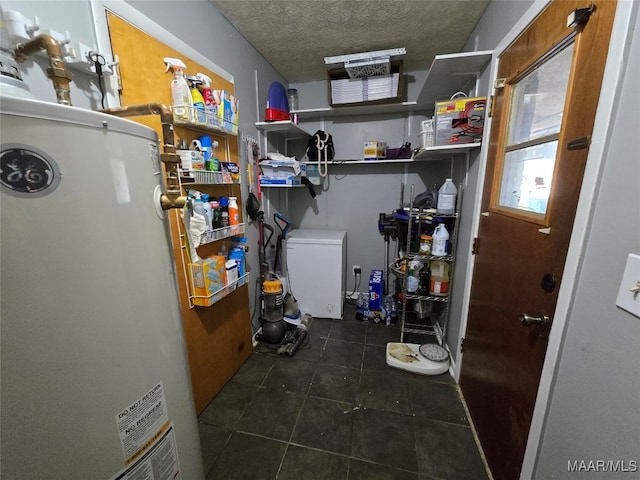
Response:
472,237,480,255
494,78,506,89
568,136,590,150
488,95,495,118
460,337,465,353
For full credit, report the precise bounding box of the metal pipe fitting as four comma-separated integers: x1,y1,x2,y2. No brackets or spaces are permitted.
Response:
13,34,73,105
101,103,187,210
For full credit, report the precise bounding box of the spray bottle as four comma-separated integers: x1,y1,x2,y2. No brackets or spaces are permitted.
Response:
164,57,193,122
196,73,217,127
187,75,207,125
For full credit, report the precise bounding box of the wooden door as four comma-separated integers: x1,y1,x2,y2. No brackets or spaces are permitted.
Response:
459,2,617,479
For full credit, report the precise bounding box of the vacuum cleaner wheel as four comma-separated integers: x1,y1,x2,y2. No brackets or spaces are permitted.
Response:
261,320,286,344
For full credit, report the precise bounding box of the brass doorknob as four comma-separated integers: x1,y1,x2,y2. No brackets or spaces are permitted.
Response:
520,313,549,329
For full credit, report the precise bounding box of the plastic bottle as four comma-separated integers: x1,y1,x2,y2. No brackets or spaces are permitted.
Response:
210,198,222,229
437,178,457,214
219,196,229,227
192,194,207,223
188,76,207,125
407,259,422,293
429,260,450,296
228,196,240,226
432,224,449,256
287,88,299,111
164,57,193,122
418,263,431,295
196,73,217,127
201,193,212,231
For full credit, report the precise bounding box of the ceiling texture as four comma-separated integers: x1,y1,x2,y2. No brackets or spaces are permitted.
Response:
210,0,491,83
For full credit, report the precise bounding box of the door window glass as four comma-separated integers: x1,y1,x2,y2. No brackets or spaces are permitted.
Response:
497,44,574,215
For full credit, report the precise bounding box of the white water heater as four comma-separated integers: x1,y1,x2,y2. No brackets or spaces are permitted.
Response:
0,94,205,479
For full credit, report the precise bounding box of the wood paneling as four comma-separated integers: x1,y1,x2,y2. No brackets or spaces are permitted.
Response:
107,11,252,414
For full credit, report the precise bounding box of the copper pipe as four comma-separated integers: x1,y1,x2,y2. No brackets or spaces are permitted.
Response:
13,34,72,106
101,103,187,210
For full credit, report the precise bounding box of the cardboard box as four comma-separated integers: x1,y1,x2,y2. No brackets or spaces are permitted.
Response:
328,60,404,107
259,159,301,185
435,96,486,146
190,256,227,307
364,141,387,160
214,90,239,134
177,149,205,178
368,269,384,310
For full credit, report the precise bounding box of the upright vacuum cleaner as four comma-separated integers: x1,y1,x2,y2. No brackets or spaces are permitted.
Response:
254,210,307,354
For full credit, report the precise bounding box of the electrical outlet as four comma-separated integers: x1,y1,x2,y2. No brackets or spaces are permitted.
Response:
352,265,361,276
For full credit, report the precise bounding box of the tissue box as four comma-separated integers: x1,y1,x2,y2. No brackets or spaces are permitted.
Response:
364,141,387,160
435,96,486,145
368,269,384,310
214,90,239,134
190,256,227,307
259,159,301,185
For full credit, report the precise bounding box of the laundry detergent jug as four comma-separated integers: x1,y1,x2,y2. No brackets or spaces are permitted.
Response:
432,224,449,256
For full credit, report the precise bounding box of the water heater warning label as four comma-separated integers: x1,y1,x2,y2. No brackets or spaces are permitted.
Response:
110,424,180,480
115,382,170,463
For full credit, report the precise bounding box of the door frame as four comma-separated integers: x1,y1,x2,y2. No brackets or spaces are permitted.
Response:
454,1,638,478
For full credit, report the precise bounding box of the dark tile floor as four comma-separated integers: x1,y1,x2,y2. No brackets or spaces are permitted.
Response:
198,302,489,480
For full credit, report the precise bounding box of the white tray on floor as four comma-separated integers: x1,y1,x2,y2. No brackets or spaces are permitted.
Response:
386,342,450,376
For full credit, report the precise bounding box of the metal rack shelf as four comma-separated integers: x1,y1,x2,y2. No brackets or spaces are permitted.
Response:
392,184,463,344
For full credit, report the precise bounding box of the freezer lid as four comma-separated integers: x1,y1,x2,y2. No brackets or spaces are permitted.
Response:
287,229,346,245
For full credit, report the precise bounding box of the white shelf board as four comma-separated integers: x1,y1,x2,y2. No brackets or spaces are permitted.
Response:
412,143,481,161
417,50,492,105
255,120,311,139
259,183,305,188
303,144,480,165
306,159,413,165
293,101,433,120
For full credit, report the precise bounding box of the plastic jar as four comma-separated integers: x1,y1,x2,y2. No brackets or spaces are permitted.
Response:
419,235,432,255
287,88,299,111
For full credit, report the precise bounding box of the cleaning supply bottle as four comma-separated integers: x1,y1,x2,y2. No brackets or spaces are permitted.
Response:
188,76,207,125
418,263,431,295
210,197,222,229
197,73,216,127
164,57,193,123
201,193,212,231
429,260,450,296
407,259,422,293
437,178,457,214
432,223,450,256
228,196,239,226
219,196,229,227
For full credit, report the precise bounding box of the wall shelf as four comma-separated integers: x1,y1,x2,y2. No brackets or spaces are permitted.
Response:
416,50,492,105
412,143,482,161
293,101,433,119
255,120,311,140
302,143,481,165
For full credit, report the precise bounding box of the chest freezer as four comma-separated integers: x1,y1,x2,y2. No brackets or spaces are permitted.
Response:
286,229,346,319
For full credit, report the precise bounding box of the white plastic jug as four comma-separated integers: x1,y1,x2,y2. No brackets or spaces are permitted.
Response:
437,178,457,214
432,224,449,256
